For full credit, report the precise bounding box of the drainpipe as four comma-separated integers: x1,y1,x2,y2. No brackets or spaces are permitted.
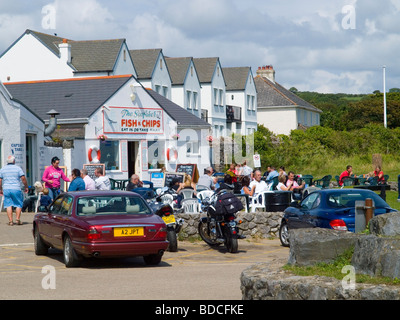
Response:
44,109,60,136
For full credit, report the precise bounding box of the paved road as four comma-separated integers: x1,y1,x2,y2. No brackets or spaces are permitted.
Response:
0,211,289,300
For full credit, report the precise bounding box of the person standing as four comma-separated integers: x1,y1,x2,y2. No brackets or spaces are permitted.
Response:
94,167,111,190
42,156,70,200
68,169,86,191
0,156,29,225
81,168,95,190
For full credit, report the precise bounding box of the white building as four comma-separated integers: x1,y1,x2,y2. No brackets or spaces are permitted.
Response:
165,57,202,119
129,49,172,99
223,67,257,136
0,29,136,83
0,82,46,186
255,65,322,136
193,58,227,137
5,75,211,181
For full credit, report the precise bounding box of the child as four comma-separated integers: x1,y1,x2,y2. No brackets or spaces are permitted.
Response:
40,188,53,208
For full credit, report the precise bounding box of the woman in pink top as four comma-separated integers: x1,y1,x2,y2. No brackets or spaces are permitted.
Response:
42,156,70,200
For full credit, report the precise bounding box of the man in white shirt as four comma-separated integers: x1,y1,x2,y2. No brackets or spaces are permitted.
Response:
94,167,111,190
249,170,268,195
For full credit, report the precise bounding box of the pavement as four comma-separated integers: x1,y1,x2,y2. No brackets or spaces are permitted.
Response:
0,210,289,300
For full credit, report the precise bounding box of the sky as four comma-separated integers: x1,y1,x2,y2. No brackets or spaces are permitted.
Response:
0,0,399,94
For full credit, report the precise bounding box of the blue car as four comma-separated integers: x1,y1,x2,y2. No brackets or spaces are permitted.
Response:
279,189,396,247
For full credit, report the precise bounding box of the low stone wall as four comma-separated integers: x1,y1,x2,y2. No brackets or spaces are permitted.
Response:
241,263,400,300
175,211,284,239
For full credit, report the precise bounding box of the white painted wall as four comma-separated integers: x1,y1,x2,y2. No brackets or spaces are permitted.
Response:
257,107,298,136
0,83,45,184
0,33,73,82
151,52,172,99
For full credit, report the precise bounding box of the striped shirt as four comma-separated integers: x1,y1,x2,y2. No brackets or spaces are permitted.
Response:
0,164,25,190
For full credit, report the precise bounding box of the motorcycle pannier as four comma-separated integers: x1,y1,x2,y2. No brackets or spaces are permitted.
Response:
215,192,244,215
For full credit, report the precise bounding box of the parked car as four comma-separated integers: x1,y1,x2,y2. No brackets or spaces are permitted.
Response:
33,190,169,267
279,189,396,247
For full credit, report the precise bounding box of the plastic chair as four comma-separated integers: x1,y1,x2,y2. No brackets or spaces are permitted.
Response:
196,184,210,192
178,189,195,199
181,198,200,214
300,175,313,186
249,191,273,213
314,175,332,189
197,190,214,201
341,176,355,188
335,175,340,186
270,176,279,190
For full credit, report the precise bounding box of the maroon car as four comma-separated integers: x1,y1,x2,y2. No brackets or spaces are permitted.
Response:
33,190,168,267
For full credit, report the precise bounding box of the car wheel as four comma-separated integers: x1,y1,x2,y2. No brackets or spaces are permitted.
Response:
34,227,49,255
63,235,82,268
143,253,163,266
279,221,290,247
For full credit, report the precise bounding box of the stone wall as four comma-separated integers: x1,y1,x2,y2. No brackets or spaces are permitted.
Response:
241,263,400,300
176,211,284,239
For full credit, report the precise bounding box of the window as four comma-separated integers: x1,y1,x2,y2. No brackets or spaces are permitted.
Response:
214,88,218,106
219,89,224,106
193,92,198,110
100,141,119,170
162,86,168,97
247,95,251,110
77,195,151,216
251,95,255,110
186,141,199,155
301,192,320,210
155,85,161,94
186,90,192,109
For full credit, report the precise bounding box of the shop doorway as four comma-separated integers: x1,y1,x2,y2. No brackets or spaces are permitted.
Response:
128,141,139,177
25,134,36,186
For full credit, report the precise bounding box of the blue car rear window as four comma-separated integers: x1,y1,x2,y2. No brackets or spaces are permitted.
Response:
327,192,388,208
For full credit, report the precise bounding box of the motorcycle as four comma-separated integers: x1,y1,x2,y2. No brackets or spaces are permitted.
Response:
149,187,184,252
198,190,244,253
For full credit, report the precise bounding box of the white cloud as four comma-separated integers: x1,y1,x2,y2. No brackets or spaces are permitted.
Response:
0,0,399,93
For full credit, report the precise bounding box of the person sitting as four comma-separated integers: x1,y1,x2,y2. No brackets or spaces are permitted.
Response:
241,175,256,196
226,163,238,183
94,167,111,190
285,171,305,192
276,174,290,191
176,174,196,208
40,188,53,208
368,165,385,184
216,174,235,193
126,174,143,191
339,165,354,186
265,166,279,187
68,168,86,191
197,167,215,190
249,170,268,195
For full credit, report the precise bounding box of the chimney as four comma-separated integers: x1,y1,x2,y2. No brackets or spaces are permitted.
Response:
256,65,275,83
59,38,71,64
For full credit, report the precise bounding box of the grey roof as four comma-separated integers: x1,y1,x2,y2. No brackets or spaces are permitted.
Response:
129,49,162,79
165,57,193,85
9,30,127,73
5,76,210,128
193,57,221,84
5,76,132,121
223,67,251,91
255,76,322,113
67,39,125,72
147,90,210,128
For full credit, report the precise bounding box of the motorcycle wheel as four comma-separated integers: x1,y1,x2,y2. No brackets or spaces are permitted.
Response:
167,227,178,252
198,220,221,247
224,228,238,253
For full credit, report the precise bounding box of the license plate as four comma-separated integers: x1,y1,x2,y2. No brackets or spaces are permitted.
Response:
114,227,143,237
162,215,176,224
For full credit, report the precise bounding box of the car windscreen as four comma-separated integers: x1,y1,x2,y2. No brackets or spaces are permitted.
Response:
326,192,389,208
76,195,151,216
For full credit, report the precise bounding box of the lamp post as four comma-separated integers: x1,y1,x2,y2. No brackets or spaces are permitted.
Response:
383,65,387,128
